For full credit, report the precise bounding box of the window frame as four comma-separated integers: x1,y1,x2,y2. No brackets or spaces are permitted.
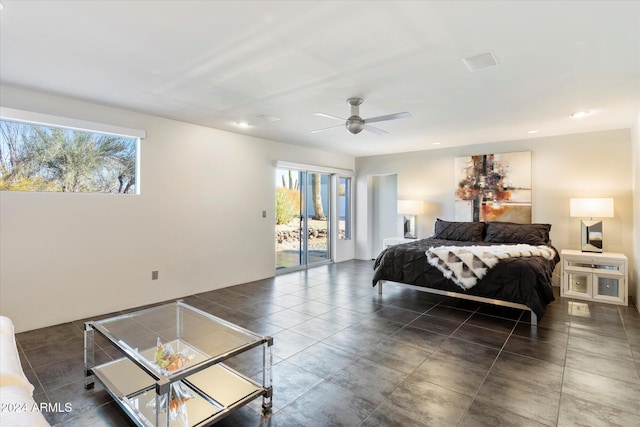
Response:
338,176,352,240
0,107,145,194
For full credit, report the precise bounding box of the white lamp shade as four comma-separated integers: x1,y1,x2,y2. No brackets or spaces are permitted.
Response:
397,200,425,215
569,198,614,218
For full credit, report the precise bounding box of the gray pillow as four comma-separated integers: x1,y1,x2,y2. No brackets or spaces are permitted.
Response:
484,222,551,245
433,219,485,242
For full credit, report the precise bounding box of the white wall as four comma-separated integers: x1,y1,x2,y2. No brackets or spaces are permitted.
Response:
371,174,398,257
355,130,634,291
632,112,640,312
0,86,355,332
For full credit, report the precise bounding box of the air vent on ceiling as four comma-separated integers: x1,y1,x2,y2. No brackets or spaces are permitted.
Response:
462,51,499,72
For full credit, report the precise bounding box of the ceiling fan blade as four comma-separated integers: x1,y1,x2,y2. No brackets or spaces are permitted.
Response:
310,124,345,134
363,112,412,124
364,124,388,135
312,112,346,122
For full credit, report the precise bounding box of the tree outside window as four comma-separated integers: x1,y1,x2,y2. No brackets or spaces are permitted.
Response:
0,120,137,193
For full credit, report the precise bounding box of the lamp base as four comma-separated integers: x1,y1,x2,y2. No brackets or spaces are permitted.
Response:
580,220,603,253
403,215,417,239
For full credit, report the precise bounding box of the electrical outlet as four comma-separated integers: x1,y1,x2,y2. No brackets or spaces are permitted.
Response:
152,271,159,280
262,210,267,218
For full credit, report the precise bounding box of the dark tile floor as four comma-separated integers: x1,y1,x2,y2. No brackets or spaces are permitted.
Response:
14,260,640,426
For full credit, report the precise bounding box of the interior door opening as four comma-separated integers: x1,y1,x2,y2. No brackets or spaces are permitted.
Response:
371,173,398,258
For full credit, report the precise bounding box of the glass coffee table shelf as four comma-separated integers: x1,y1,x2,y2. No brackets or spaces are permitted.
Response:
84,300,273,427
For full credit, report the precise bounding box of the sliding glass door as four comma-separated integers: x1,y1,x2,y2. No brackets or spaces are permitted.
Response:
306,172,330,265
276,168,331,272
276,168,304,270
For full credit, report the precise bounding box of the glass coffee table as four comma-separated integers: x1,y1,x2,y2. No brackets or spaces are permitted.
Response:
84,300,273,426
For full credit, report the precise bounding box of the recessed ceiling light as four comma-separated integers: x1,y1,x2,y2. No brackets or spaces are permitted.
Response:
527,130,539,134
432,142,441,145
570,111,591,119
234,121,252,128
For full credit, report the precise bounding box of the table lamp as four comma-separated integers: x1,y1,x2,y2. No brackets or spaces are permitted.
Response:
569,198,614,253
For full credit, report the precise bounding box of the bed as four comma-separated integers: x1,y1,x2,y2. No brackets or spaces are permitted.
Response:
372,219,560,324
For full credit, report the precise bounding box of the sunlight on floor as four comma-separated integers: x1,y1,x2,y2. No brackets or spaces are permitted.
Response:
568,301,591,317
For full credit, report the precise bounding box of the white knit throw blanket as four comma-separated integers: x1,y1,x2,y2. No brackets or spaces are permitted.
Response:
426,244,556,290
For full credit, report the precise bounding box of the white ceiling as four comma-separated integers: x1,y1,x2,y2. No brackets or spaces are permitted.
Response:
1,1,639,157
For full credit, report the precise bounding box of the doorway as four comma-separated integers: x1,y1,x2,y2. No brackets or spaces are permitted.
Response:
371,174,398,258
276,168,331,272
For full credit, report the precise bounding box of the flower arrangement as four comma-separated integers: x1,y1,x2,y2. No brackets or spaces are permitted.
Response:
153,338,194,372
147,338,196,424
146,381,193,424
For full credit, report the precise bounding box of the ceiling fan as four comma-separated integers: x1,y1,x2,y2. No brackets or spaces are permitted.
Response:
310,98,411,135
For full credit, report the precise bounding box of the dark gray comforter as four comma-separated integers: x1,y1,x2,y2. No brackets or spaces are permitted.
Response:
372,238,560,318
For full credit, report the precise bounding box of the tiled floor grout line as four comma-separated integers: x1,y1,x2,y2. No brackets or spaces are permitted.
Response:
353,301,480,427
354,299,459,427
454,310,538,426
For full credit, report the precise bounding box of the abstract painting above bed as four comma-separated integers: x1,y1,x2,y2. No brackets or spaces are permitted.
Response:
455,151,532,223
373,219,559,320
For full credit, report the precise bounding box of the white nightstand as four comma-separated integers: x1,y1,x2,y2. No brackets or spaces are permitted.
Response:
561,249,628,305
383,237,417,248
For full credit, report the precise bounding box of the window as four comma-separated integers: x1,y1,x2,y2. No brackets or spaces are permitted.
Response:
338,176,352,240
0,118,139,194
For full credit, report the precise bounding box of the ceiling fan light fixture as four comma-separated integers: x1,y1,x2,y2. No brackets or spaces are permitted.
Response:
346,115,365,134
310,98,410,136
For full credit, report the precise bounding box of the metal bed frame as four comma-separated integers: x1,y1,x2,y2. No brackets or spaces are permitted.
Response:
377,280,538,325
